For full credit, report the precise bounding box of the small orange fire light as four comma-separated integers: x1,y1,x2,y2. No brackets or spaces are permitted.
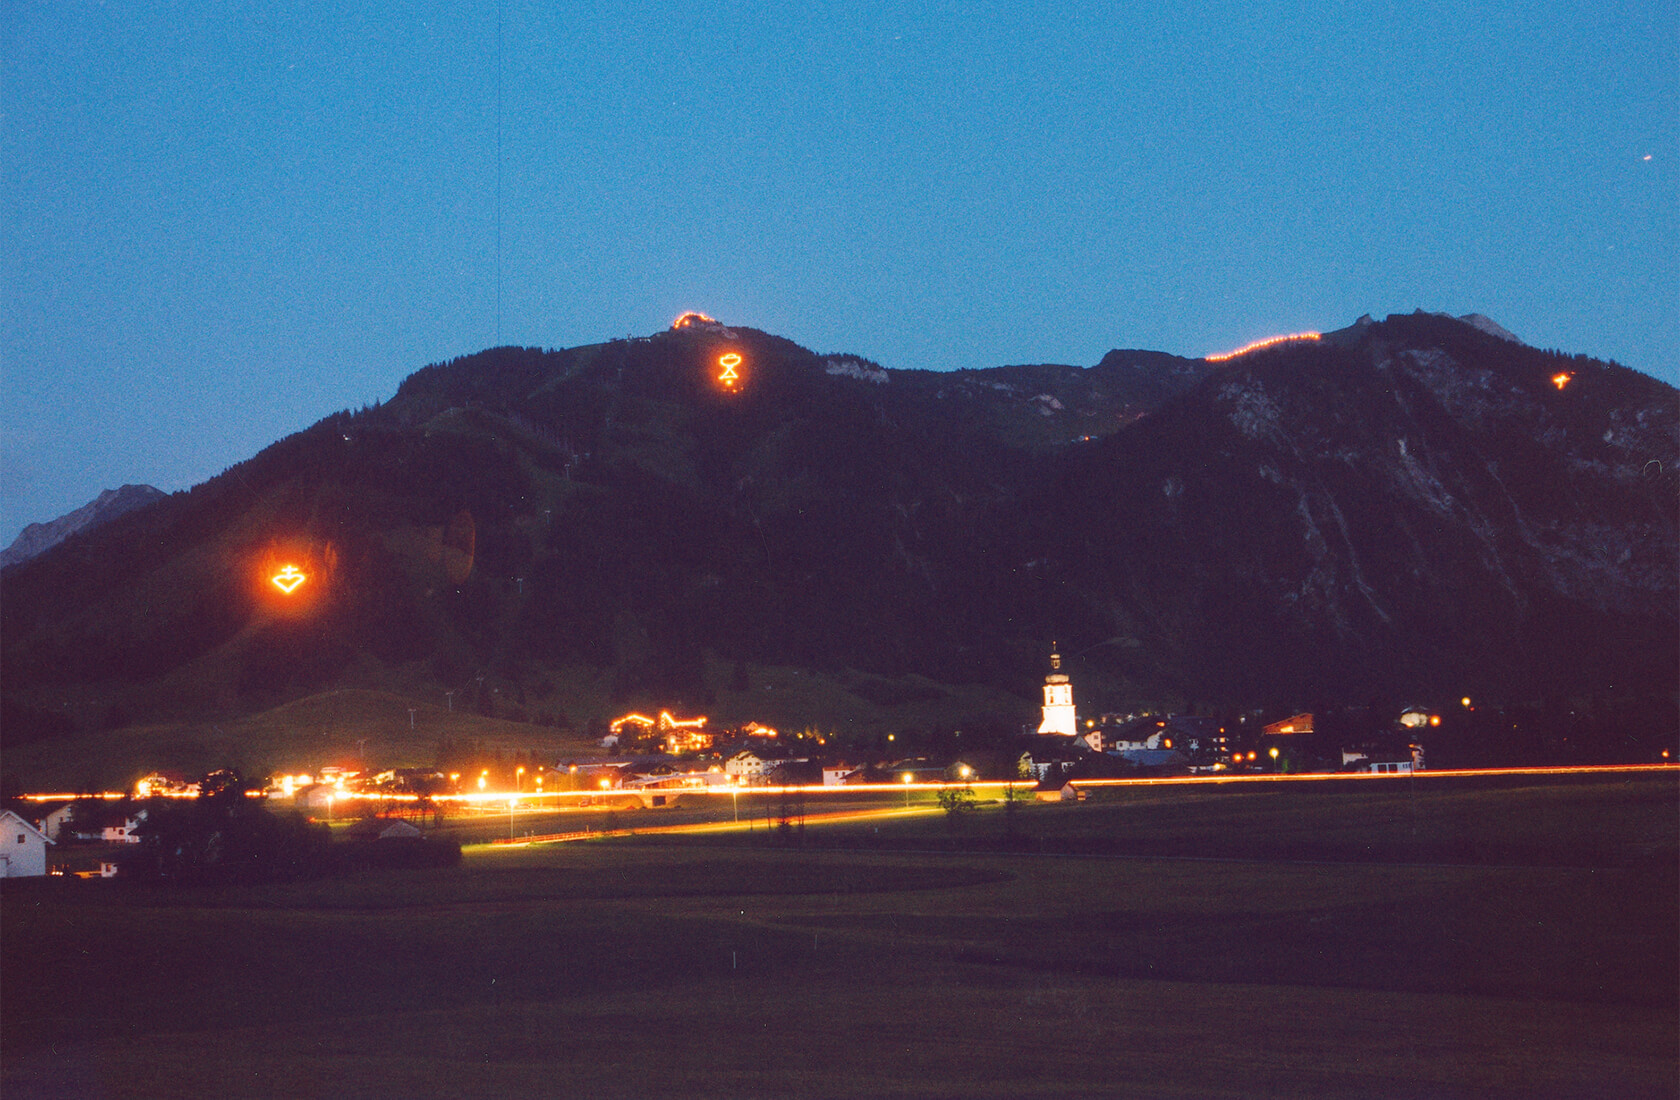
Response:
1551,372,1573,390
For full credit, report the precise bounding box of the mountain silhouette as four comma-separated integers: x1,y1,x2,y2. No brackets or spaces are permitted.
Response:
2,312,1673,758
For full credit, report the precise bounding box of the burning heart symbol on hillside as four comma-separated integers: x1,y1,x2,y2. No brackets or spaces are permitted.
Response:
271,564,307,594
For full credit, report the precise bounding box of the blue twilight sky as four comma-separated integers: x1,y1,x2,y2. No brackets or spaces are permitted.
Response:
3,0,1675,545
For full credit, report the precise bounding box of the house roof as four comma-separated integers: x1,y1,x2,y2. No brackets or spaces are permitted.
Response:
1,809,55,845
1263,713,1315,735
344,816,424,841
1111,748,1191,768
1161,715,1221,738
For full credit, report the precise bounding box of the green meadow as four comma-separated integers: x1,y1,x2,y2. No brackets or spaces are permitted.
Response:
4,773,1675,1098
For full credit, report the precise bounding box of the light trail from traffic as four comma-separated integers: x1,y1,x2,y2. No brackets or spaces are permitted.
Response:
19,763,1671,808
484,803,949,849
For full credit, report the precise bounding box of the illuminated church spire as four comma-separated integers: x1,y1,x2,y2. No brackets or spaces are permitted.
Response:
1038,643,1077,737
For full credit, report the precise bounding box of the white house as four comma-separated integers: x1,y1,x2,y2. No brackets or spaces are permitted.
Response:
725,750,792,784
102,809,147,844
1,810,54,877
33,802,75,841
725,750,766,782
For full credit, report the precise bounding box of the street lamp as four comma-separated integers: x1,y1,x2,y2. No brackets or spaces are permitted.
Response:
901,771,913,808
516,766,525,793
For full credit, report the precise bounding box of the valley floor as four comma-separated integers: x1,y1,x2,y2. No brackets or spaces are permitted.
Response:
4,775,1675,1098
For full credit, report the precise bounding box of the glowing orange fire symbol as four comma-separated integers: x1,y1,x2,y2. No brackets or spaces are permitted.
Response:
1552,372,1573,390
270,564,307,594
717,352,742,389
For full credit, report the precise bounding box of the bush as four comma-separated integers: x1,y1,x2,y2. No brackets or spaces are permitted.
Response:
937,784,977,818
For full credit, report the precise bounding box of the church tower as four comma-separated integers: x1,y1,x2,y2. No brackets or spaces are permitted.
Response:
1037,645,1077,737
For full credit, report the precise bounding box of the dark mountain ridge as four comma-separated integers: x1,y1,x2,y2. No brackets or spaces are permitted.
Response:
2,313,1673,758
0,484,165,569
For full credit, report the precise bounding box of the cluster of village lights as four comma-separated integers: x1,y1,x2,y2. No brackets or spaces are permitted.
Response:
22,763,1676,817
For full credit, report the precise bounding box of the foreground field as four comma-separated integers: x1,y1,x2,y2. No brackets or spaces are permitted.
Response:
4,774,1675,1098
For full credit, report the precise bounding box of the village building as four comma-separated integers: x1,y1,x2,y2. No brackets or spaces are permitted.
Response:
1,810,54,878
609,710,714,755
1018,738,1087,782
725,750,800,785
102,809,147,844
31,801,76,841
345,817,424,842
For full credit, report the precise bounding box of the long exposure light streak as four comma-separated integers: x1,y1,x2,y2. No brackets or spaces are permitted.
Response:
22,764,1670,813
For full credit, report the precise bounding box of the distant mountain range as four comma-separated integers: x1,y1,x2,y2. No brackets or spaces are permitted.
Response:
2,311,1673,761
0,484,165,570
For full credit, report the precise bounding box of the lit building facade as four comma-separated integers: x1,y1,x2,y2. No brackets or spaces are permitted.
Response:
1037,647,1078,737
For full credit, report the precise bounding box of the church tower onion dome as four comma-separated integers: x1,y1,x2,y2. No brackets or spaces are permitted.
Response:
1038,645,1078,737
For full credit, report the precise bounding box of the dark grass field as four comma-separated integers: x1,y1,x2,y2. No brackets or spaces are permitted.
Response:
4,773,1675,1098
